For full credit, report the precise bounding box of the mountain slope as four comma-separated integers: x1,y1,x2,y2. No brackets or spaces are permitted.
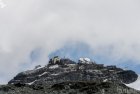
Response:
0,57,139,94
0,81,140,94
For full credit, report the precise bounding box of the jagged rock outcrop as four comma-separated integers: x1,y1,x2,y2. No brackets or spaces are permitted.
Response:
0,56,139,94
0,81,140,94
8,57,138,85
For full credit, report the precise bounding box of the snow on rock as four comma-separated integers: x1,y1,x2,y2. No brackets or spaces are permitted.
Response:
79,58,91,64
126,75,140,90
103,79,108,82
67,64,76,66
26,80,37,85
39,72,48,77
84,58,91,62
49,64,59,69
51,73,60,76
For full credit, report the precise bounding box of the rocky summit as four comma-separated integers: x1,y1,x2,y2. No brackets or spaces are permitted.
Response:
0,56,139,94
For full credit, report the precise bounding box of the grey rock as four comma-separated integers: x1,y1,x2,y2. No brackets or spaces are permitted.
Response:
0,57,139,94
8,57,138,85
0,81,140,94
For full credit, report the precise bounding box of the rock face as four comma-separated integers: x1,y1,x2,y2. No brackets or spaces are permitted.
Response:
0,56,139,94
8,57,138,85
0,81,140,94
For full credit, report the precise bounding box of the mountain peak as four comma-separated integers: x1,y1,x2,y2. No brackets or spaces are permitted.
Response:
0,56,139,94
8,56,138,85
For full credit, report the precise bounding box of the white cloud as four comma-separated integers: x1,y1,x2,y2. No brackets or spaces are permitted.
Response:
0,0,6,8
0,0,140,86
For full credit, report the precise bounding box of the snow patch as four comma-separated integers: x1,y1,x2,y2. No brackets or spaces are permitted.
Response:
39,72,48,77
49,64,59,69
51,73,59,76
67,64,76,66
103,79,108,82
126,75,140,90
26,80,37,85
79,58,91,64
84,58,91,62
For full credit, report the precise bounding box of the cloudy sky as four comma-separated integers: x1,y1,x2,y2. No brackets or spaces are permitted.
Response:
0,0,140,90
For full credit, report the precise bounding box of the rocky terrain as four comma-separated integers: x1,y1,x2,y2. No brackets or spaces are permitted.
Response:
0,56,139,94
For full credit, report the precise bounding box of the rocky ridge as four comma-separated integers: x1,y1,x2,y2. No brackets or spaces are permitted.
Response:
0,56,139,94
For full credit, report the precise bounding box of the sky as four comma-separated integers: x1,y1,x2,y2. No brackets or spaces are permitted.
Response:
0,0,140,90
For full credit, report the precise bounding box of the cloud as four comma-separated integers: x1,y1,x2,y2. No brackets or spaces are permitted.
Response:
0,0,140,85
0,0,6,8
48,42,94,61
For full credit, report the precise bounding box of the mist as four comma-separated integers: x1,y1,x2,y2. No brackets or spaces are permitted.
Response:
0,0,140,87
